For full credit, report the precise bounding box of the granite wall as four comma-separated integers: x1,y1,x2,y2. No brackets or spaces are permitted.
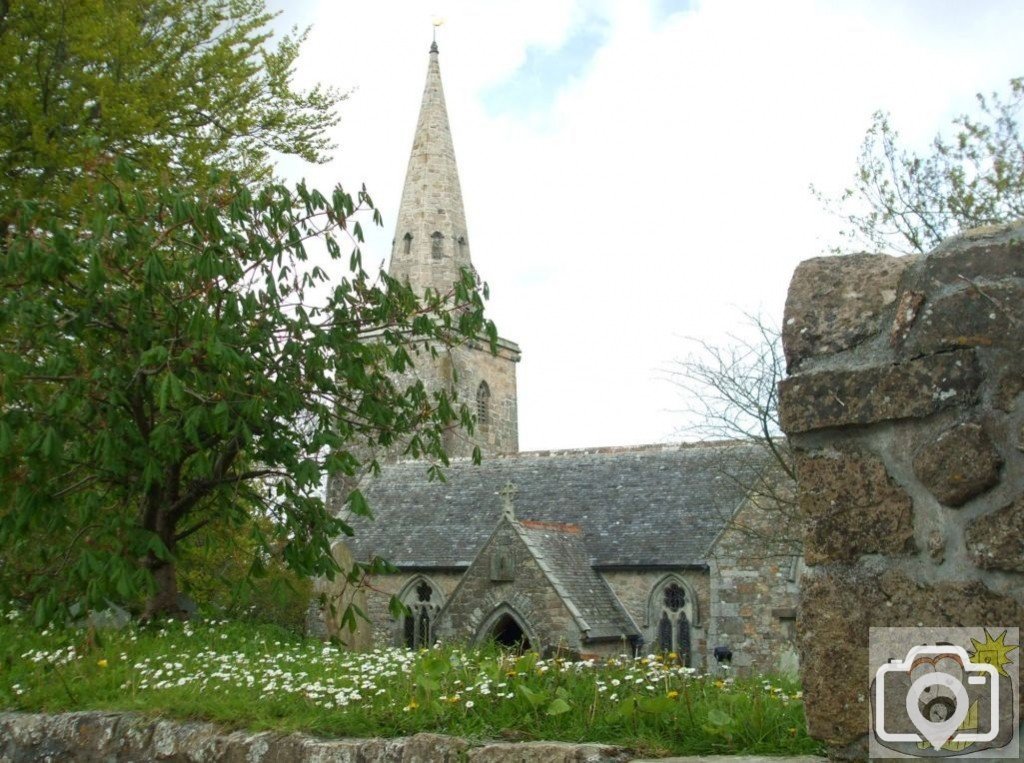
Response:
0,711,629,762
778,224,1024,755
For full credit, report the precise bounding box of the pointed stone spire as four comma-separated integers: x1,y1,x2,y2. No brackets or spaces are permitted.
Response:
389,42,473,295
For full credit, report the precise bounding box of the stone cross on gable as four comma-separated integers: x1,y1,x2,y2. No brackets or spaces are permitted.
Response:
499,481,518,520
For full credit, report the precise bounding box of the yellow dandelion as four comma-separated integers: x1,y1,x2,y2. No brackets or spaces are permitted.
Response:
667,690,679,699
97,659,108,668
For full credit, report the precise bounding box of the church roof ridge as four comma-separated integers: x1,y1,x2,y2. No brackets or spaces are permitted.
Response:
386,438,761,465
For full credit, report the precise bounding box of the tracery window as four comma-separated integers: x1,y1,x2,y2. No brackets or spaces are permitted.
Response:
399,578,442,649
476,381,491,430
403,232,412,254
431,231,444,260
653,581,692,664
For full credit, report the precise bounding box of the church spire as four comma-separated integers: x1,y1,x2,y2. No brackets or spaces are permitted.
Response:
389,41,473,295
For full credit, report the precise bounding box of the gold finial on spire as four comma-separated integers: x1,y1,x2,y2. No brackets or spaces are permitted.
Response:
431,17,444,52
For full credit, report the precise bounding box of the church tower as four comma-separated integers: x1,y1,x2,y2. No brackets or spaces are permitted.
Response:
389,41,520,457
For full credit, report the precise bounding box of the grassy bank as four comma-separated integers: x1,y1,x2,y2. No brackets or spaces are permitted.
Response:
0,610,822,757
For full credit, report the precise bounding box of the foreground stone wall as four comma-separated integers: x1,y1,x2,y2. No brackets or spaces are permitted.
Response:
779,224,1024,755
0,711,629,762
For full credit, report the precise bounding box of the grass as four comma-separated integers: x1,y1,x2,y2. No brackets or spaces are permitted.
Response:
0,608,823,757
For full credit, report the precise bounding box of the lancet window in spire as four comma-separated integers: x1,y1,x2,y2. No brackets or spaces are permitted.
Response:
457,236,466,258
403,232,412,255
431,231,444,260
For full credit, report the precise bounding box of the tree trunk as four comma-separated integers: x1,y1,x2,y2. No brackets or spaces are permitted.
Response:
142,510,183,620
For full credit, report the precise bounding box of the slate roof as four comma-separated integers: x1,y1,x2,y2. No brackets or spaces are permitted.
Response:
342,441,769,568
513,520,640,640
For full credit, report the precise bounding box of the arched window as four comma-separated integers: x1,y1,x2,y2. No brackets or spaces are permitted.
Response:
431,231,444,260
398,577,443,649
648,577,696,665
457,235,466,258
476,381,491,430
403,232,412,255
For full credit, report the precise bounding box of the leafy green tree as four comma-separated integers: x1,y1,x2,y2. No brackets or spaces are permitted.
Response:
820,76,1024,254
0,163,495,622
0,0,338,213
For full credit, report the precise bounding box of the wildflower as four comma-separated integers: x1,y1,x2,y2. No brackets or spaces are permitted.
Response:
667,690,679,699
465,700,474,709
403,700,419,712
97,659,109,668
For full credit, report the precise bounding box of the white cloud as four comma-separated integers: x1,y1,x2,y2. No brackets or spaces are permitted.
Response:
269,0,1024,450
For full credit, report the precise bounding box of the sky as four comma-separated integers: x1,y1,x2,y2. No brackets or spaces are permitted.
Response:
267,0,1024,452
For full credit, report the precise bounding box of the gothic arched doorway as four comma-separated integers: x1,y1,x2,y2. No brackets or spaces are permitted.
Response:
490,613,531,650
476,607,535,652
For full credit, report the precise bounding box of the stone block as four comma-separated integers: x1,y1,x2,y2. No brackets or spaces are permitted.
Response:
782,253,911,372
922,225,1024,285
779,349,981,434
795,449,915,564
400,732,469,762
468,741,629,761
798,570,1024,746
994,363,1024,412
966,497,1024,572
912,422,1002,507
899,283,1024,356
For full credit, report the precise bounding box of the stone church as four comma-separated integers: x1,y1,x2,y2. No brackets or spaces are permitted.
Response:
316,42,800,675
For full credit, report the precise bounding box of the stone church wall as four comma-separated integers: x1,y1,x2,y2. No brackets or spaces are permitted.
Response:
707,496,801,677
779,223,1024,756
601,570,709,665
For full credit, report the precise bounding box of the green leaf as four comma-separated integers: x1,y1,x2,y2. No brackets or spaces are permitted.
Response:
347,489,373,518
546,697,571,716
706,708,734,727
415,675,440,692
518,684,547,708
